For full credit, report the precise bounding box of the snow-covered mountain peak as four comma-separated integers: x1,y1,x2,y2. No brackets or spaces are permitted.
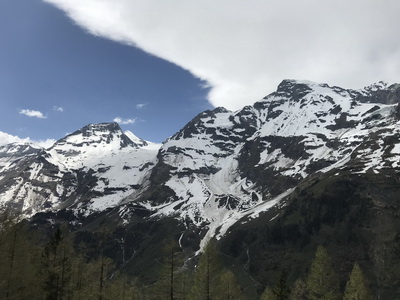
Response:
275,79,314,93
362,81,389,92
351,81,400,105
1,80,400,247
269,79,399,106
52,122,141,150
268,79,351,102
252,79,400,138
0,122,161,216
42,122,158,173
0,142,41,158
142,80,400,234
0,142,42,177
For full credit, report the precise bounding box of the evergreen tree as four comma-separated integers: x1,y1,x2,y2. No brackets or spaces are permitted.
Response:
95,249,114,299
272,271,290,300
69,245,87,298
69,243,101,299
0,209,19,299
215,269,243,300
306,246,340,300
41,226,74,300
289,278,307,300
163,239,185,299
147,239,186,299
175,267,193,300
0,218,42,300
190,239,221,300
260,286,276,300
102,273,138,300
4,220,18,300
343,263,373,300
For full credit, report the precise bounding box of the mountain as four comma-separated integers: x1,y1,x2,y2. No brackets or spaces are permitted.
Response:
132,80,400,243
1,79,400,297
0,142,41,174
0,122,160,216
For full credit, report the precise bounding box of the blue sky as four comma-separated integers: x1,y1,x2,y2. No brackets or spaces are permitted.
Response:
2,0,400,145
0,0,212,143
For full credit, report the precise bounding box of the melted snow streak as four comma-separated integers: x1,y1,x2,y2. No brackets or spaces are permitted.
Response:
197,188,295,253
146,80,400,235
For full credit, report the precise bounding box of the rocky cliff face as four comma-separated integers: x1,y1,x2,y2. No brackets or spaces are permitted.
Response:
0,143,41,175
128,80,400,243
2,79,400,297
0,123,160,216
2,81,400,229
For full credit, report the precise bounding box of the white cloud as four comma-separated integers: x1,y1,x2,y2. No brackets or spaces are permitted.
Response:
0,131,55,148
135,103,147,109
113,117,136,125
53,106,64,112
35,139,57,148
0,131,30,146
43,0,400,110
19,109,47,119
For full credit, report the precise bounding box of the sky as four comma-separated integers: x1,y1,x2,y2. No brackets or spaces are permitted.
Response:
0,0,212,145
1,0,400,146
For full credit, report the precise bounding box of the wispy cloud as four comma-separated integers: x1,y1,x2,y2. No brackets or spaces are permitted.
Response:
113,117,136,125
135,103,147,109
19,109,47,119
44,0,400,110
53,106,64,112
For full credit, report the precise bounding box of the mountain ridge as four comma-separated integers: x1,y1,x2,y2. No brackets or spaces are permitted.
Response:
1,79,400,224
1,79,400,297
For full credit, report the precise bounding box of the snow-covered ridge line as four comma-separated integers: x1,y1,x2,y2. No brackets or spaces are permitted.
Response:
0,122,161,216
1,80,400,243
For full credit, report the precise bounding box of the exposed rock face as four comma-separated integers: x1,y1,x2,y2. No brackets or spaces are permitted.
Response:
0,122,160,216
2,80,400,298
1,79,400,236
137,80,400,240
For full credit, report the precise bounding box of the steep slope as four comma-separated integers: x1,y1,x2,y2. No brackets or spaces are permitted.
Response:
1,80,400,240
133,80,400,245
219,168,400,298
0,142,41,177
2,79,400,297
0,123,160,216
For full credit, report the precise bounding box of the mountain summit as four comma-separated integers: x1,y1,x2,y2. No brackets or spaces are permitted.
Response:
1,80,400,297
1,80,400,220
0,122,160,215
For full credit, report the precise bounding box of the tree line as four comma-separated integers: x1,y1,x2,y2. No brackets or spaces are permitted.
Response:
0,212,374,299
260,246,373,300
0,214,241,299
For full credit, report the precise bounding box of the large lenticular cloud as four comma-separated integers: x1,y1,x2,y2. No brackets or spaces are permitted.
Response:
43,0,400,110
